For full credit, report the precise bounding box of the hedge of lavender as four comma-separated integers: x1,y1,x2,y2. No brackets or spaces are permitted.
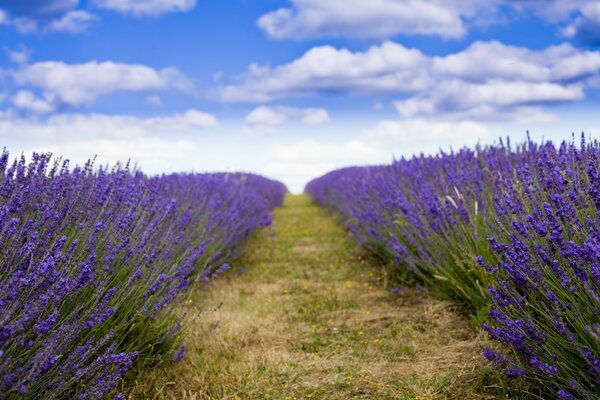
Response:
0,151,286,399
306,137,599,399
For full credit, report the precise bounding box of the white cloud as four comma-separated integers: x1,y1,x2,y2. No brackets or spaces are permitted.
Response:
94,0,197,17
9,11,95,34
12,90,55,114
32,137,198,171
261,138,380,192
432,41,600,83
0,9,8,24
271,139,377,162
12,61,192,107
261,160,334,189
301,108,329,125
0,109,217,140
144,109,217,130
244,106,330,126
394,41,600,119
0,109,216,181
588,75,600,88
6,46,32,64
259,118,492,192
394,80,583,119
212,71,224,82
245,106,288,126
363,118,492,147
507,0,593,22
256,0,600,41
261,119,493,192
257,0,494,40
47,10,96,33
219,40,600,120
218,42,430,102
146,95,162,105
13,18,38,34
0,1,95,34
562,2,600,44
258,116,501,193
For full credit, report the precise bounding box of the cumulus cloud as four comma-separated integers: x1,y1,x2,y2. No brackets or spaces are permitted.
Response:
1,1,96,34
12,61,193,107
146,95,162,105
0,109,215,179
245,106,288,126
0,109,216,141
261,138,381,192
218,42,430,102
18,136,198,177
256,0,600,41
34,137,198,171
9,12,95,34
300,108,330,125
363,118,492,147
396,41,600,119
257,0,492,40
144,109,217,131
245,106,330,126
270,139,377,163
563,3,600,45
94,0,197,17
12,90,55,114
395,80,583,119
219,40,600,119
6,46,32,64
46,10,96,33
433,41,600,83
261,159,335,192
260,117,494,193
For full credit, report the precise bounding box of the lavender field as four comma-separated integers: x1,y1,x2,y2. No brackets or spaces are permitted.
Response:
0,151,286,398
3,0,600,399
307,136,600,399
2,137,599,399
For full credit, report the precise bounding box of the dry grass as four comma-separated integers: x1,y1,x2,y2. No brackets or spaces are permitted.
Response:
122,194,507,399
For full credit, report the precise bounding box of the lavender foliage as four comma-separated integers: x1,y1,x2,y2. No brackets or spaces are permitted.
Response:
0,151,286,399
306,136,599,399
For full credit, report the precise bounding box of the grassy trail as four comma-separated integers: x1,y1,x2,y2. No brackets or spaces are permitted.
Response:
127,194,496,399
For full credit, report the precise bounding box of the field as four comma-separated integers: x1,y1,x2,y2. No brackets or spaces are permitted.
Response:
1,137,599,400
3,1,600,399
306,137,600,400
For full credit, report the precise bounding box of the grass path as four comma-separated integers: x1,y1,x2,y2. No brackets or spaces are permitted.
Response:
127,194,498,399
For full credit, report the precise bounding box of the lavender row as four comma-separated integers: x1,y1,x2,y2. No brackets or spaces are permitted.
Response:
306,137,599,399
0,151,286,399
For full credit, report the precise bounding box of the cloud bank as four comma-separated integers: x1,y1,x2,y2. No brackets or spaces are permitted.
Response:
219,40,600,120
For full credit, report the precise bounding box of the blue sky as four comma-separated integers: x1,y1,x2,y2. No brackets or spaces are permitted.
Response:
1,0,600,192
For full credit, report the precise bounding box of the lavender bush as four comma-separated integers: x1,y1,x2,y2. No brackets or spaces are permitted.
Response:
0,151,286,399
306,136,599,399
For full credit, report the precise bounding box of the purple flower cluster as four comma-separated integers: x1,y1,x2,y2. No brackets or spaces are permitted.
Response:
0,151,286,399
306,136,599,399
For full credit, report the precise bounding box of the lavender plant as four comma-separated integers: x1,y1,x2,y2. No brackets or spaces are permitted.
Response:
306,136,599,399
483,139,599,398
0,151,286,399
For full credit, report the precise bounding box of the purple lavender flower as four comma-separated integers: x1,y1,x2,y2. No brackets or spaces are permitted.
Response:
172,345,186,361
0,150,286,399
306,136,600,398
